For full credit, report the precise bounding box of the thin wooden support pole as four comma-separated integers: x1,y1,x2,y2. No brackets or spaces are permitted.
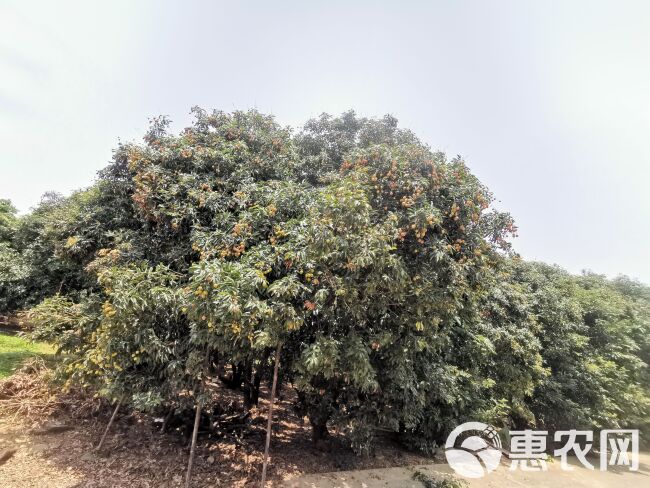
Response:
185,347,211,488
184,400,203,488
260,343,282,488
96,399,121,451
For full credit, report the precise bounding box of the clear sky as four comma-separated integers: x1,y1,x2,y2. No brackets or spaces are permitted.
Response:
1,0,649,283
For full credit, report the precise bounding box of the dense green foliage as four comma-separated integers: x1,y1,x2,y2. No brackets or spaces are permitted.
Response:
2,109,648,454
0,199,27,312
513,263,650,433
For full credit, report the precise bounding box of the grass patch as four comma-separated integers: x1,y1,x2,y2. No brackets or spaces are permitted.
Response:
0,331,55,378
412,471,468,488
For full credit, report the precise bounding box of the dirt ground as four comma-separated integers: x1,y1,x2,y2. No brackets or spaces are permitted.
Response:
0,369,435,487
285,452,650,487
1,366,647,488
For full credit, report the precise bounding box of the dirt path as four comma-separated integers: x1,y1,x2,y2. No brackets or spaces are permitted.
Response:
284,452,650,487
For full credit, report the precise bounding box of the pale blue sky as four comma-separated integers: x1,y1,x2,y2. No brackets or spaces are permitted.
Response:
1,0,649,282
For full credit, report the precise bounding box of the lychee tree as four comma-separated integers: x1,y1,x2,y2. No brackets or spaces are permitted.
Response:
22,108,648,464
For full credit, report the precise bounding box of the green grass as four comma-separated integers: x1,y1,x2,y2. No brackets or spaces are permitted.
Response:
0,331,55,378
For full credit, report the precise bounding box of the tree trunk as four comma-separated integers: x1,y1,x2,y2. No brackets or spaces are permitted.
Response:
250,369,263,406
244,351,268,408
274,369,284,400
219,362,243,389
310,417,330,443
243,361,254,410
160,408,174,433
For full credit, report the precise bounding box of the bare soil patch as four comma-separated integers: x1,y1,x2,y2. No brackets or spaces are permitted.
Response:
0,364,436,487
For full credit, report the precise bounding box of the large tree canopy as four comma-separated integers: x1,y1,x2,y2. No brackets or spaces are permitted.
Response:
3,109,648,454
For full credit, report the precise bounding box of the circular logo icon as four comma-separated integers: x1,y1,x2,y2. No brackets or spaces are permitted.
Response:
445,421,502,478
